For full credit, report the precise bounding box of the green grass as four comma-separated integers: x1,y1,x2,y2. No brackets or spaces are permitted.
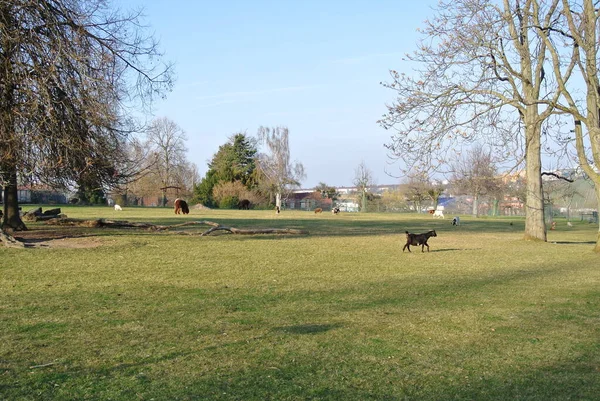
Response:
1,206,599,400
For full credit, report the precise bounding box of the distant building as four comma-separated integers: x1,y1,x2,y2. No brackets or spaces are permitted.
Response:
0,185,68,204
286,190,332,211
294,185,400,212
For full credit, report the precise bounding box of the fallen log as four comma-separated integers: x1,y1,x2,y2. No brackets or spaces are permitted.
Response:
45,218,308,236
24,207,42,216
197,225,308,236
46,218,157,229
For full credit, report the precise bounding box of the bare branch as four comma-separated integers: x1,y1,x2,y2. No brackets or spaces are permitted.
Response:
541,171,575,182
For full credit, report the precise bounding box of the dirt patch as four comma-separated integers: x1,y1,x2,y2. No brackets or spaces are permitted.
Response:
42,237,104,249
11,227,104,249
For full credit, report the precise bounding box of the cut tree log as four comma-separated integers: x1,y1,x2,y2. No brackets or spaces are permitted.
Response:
23,207,62,222
43,208,61,216
22,207,42,221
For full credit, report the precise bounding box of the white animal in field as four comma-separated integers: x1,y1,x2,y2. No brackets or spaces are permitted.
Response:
452,216,460,226
433,209,444,218
567,221,573,227
114,204,122,211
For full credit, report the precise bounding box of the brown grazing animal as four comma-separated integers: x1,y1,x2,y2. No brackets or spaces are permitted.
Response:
403,230,437,253
174,198,190,215
238,199,251,210
314,207,323,214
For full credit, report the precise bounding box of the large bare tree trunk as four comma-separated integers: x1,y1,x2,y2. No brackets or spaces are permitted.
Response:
524,121,546,241
541,1,600,251
1,167,27,231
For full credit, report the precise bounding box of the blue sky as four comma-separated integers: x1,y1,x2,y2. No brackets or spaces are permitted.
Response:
121,0,439,188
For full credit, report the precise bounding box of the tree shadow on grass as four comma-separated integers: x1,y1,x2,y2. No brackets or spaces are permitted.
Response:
138,351,600,401
402,248,480,253
429,248,477,252
3,257,599,399
21,212,597,246
550,241,596,245
272,323,343,335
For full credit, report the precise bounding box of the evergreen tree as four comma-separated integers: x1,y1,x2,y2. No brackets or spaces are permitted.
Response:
193,170,218,208
193,133,258,207
230,133,258,188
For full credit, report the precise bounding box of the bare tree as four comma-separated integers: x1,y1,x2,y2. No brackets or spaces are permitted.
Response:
0,0,173,230
256,126,305,210
315,182,340,202
538,0,600,251
542,177,580,224
402,171,440,213
451,145,501,217
427,182,445,211
146,117,188,206
104,136,155,205
379,0,566,241
380,188,410,212
174,162,201,196
404,178,430,214
353,161,375,212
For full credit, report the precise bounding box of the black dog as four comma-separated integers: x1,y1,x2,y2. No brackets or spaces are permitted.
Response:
403,230,437,253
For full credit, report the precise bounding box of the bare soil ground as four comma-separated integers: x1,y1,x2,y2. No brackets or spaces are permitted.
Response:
10,227,104,249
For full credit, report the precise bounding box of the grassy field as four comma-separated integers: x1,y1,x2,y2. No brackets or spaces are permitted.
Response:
1,206,599,400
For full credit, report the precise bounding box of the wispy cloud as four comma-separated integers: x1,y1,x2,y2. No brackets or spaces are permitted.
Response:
190,84,325,110
263,106,356,118
195,85,320,102
193,99,245,109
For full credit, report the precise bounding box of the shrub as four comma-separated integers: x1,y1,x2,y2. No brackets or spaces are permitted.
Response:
219,195,239,209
